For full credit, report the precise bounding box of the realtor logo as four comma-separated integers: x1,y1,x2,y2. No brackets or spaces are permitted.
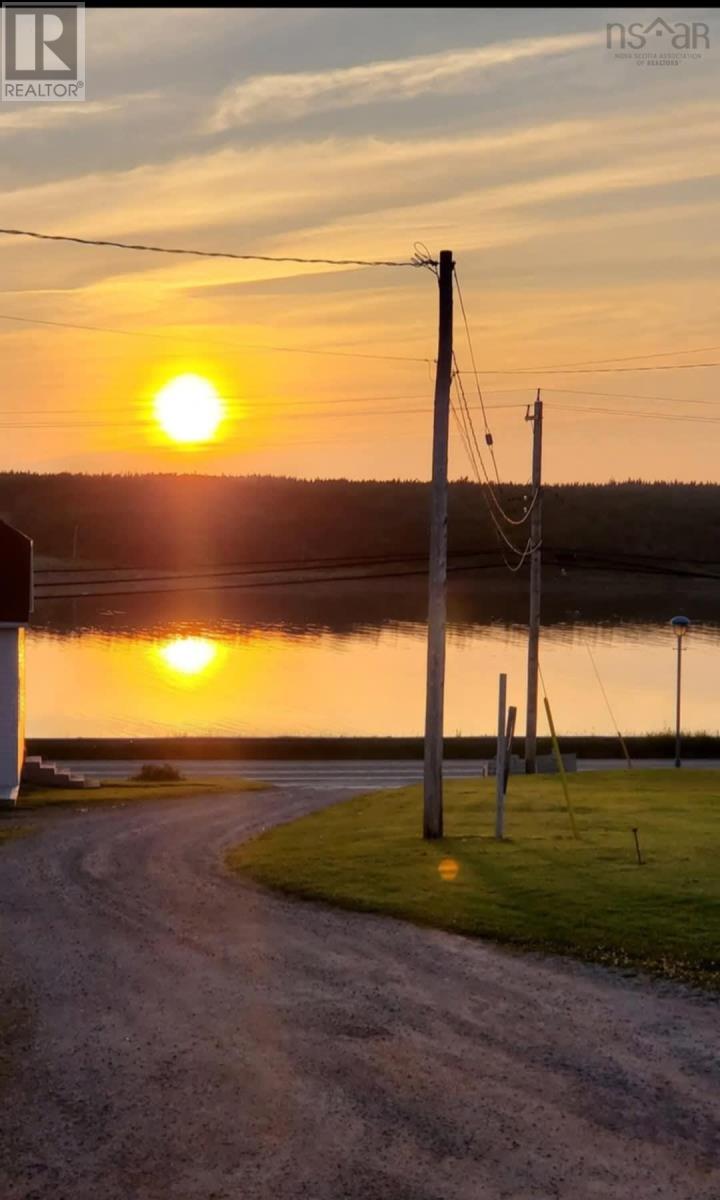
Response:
606,15,710,66
2,2,85,100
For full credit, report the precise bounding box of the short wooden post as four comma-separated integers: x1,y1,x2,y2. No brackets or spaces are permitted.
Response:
504,705,517,798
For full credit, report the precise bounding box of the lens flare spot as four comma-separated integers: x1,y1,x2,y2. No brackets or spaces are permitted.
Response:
438,857,459,882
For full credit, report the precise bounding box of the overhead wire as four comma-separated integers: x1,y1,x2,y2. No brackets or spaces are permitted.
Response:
458,361,720,376
450,373,535,560
551,403,720,425
544,386,720,408
451,362,536,528
452,266,501,483
37,543,720,580
34,547,493,579
0,396,530,432
0,227,437,270
448,271,540,532
498,344,720,371
34,551,720,602
33,558,504,602
0,312,432,367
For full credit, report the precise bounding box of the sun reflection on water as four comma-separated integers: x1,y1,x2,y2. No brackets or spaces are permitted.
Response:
156,636,219,678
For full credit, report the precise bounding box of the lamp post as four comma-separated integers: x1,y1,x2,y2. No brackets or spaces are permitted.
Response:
670,616,690,767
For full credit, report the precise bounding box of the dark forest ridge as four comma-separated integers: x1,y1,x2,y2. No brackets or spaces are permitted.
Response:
0,472,718,569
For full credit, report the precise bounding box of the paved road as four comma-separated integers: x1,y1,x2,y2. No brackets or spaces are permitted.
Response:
1,790,718,1200
64,757,720,790
66,758,491,790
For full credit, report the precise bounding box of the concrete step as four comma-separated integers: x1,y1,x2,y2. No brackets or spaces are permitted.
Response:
23,764,62,783
22,757,102,790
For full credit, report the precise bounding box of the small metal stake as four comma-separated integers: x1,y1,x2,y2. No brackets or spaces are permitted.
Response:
631,827,643,866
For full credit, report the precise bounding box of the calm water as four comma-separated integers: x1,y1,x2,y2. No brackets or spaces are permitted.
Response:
25,602,720,737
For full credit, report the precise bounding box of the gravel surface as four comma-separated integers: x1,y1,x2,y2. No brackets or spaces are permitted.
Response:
1,789,718,1200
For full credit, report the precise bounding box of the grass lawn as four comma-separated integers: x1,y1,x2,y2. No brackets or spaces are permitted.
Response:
15,775,267,810
229,770,720,987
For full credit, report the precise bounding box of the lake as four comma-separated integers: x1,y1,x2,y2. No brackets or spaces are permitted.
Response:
25,587,720,737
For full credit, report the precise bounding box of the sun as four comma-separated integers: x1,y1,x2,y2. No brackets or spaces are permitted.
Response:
154,374,223,444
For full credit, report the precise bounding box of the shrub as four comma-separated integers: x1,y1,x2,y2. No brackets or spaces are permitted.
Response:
133,762,183,783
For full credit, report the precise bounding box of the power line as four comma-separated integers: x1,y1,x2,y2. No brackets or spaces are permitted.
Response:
0,397,532,432
0,227,436,270
502,537,537,574
449,269,538,540
34,552,720,601
460,361,720,377
545,545,720,578
470,343,720,373
549,546,720,569
545,387,720,408
35,546,506,581
450,376,533,560
551,403,720,425
35,551,439,587
34,558,503,602
34,545,720,581
553,559,720,583
0,393,429,414
449,393,477,477
451,367,536,529
451,362,493,485
452,267,501,483
37,543,720,578
0,312,432,366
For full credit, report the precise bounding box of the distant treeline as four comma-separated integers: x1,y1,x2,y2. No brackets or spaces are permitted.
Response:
0,472,718,568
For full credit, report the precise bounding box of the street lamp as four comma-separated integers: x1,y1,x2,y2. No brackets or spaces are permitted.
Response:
670,616,690,767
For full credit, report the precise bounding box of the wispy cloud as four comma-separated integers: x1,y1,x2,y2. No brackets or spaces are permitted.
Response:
3,101,712,249
88,7,277,61
2,99,717,305
208,32,598,130
0,93,160,136
0,100,121,133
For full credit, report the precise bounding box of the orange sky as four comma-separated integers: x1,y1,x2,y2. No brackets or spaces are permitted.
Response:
0,8,718,482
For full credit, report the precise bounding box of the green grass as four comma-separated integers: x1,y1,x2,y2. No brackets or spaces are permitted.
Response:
16,775,267,810
229,770,720,987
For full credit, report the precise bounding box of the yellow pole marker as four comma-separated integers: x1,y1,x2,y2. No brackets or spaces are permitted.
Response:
540,684,579,840
586,644,632,769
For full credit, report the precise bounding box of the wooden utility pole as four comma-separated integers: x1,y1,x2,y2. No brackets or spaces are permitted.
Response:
423,249,453,839
524,390,543,774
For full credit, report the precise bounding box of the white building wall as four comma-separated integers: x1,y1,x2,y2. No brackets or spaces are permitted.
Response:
0,627,24,803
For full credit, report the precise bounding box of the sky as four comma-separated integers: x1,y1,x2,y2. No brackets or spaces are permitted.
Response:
0,5,718,482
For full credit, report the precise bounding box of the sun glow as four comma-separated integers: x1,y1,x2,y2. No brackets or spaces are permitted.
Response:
157,636,218,677
154,374,223,444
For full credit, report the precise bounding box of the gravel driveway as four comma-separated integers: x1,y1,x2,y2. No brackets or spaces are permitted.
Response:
1,789,718,1199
